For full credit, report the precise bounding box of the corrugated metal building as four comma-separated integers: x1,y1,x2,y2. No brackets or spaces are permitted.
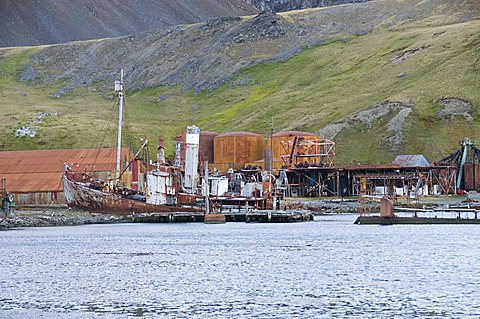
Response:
393,155,430,167
0,148,137,206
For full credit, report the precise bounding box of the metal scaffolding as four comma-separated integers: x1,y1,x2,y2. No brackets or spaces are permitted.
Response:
280,136,335,168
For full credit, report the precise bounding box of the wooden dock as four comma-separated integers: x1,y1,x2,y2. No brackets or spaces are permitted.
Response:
130,210,313,223
355,215,480,225
355,201,480,225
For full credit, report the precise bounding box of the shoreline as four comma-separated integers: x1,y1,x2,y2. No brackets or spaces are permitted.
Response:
0,207,320,228
0,208,132,229
2,195,474,229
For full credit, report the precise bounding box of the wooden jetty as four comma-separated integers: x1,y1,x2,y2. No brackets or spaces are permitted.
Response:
130,210,313,224
355,197,480,225
355,215,480,225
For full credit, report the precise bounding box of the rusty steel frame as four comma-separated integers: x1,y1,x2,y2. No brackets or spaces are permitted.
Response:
353,166,457,199
280,137,336,168
426,166,457,195
353,172,425,199
285,169,338,197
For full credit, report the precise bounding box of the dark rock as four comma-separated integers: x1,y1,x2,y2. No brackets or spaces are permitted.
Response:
355,29,371,36
157,94,174,102
233,34,245,43
229,11,285,43
201,16,242,30
51,86,72,98
19,65,37,81
391,45,430,64
433,30,446,38
296,29,307,37
246,0,372,13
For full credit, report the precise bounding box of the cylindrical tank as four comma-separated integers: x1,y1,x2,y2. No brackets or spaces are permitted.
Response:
175,131,218,165
199,131,217,164
267,131,319,169
214,132,265,171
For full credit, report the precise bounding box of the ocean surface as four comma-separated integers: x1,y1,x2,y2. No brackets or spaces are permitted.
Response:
1,214,480,318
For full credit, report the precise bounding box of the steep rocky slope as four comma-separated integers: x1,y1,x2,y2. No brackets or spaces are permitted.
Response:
21,0,479,93
0,0,479,164
0,0,257,47
246,0,371,12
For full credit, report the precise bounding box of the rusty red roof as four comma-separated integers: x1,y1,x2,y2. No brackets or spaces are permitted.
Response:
0,148,132,192
393,155,430,167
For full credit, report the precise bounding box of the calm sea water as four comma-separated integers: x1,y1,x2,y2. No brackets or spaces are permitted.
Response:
1,214,480,318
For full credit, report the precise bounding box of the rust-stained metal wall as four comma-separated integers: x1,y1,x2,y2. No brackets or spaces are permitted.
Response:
199,131,218,164
176,131,218,165
214,132,264,171
13,192,65,206
267,131,318,169
463,163,480,190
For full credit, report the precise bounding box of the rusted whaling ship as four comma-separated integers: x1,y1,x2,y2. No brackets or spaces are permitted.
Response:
62,70,202,215
62,172,201,215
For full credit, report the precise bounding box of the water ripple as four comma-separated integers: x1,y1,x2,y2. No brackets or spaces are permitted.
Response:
1,216,480,318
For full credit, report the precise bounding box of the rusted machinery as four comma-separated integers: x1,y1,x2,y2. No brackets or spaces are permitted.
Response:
1,178,14,214
438,138,480,191
175,130,218,167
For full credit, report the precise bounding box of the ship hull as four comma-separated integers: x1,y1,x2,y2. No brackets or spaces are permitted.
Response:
62,175,202,215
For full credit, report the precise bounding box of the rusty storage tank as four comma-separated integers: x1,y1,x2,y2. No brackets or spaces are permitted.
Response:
214,132,265,171
267,131,319,169
199,131,218,164
463,163,480,191
175,131,218,165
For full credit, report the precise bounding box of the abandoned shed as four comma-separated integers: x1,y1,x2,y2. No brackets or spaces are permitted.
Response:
393,155,430,167
0,148,138,206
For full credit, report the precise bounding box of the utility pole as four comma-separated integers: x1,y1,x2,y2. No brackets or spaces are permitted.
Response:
114,69,124,183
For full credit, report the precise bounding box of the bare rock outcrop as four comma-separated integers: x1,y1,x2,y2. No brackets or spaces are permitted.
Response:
245,0,371,13
391,45,430,65
318,102,413,151
434,98,472,121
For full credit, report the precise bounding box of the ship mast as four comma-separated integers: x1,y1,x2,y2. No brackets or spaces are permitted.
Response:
114,69,124,183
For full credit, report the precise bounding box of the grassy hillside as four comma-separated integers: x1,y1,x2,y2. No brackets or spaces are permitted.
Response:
0,2,479,165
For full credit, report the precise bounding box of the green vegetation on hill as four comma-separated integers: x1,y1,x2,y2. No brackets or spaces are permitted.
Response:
0,16,479,164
